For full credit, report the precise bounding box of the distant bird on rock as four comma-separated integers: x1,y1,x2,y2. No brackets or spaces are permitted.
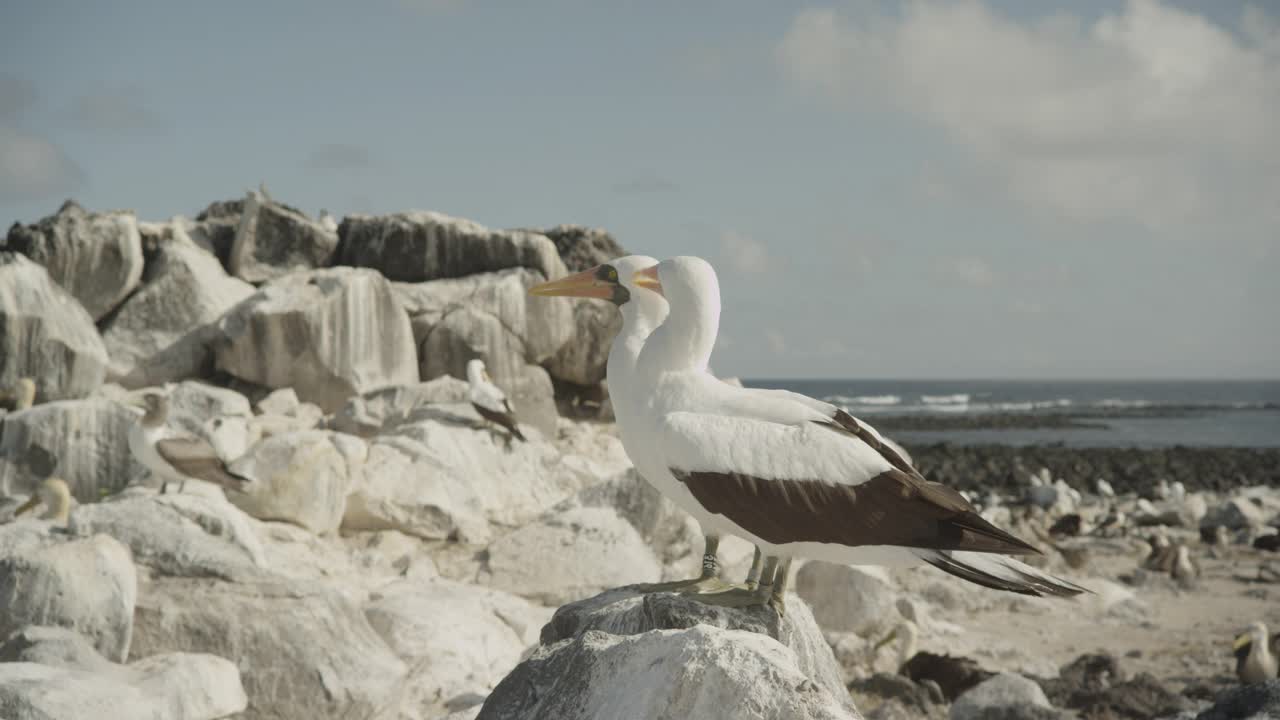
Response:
127,389,251,494
466,359,525,442
1235,621,1279,684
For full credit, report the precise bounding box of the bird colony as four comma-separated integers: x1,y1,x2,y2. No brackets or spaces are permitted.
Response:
1,195,1278,720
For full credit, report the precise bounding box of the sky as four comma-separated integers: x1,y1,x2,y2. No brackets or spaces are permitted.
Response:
2,0,1278,380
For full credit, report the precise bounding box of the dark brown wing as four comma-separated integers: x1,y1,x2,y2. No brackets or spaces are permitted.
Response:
473,403,526,441
672,467,1039,554
155,438,249,490
824,409,924,481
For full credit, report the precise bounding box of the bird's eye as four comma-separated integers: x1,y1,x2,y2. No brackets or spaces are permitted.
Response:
608,268,618,281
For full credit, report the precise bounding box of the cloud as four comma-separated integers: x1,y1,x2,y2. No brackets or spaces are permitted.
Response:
776,0,1280,231
70,89,162,134
720,230,772,274
937,256,996,287
0,73,37,119
305,143,373,171
0,126,85,205
611,175,679,195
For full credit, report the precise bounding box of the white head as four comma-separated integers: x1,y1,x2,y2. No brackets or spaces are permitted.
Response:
1236,621,1270,653
14,477,72,524
632,256,722,371
466,358,487,385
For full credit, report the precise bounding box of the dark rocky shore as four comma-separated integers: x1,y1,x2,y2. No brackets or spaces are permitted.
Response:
873,405,1278,432
907,443,1280,496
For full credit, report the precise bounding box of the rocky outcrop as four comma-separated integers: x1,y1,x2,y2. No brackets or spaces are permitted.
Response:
364,578,551,718
539,225,625,273
216,267,419,412
0,253,110,403
0,529,137,662
102,230,254,387
950,673,1058,720
0,626,248,720
338,211,566,283
328,376,469,437
230,191,339,283
481,589,859,720
131,577,408,720
0,397,140,501
227,430,355,535
1195,679,1280,720
3,200,144,320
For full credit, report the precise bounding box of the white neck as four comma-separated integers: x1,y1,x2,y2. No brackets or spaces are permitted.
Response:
640,281,720,377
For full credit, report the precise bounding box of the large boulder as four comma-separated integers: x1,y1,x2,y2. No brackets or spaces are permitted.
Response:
795,562,900,638
102,228,254,387
131,577,408,720
227,430,355,535
400,267,574,383
328,376,469,437
0,626,247,720
950,673,1056,720
481,506,661,605
191,198,245,267
0,529,137,662
337,210,566,283
3,200,143,320
0,397,140,501
539,225,625,273
481,587,860,720
1201,497,1266,531
364,578,552,718
74,488,267,581
216,267,419,412
0,252,109,402
229,190,339,283
1195,679,1280,720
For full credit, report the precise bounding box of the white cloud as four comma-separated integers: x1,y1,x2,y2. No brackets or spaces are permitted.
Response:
720,230,772,274
776,0,1280,231
0,126,84,204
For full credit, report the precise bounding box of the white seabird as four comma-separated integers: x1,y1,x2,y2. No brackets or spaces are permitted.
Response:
127,390,250,494
13,477,72,525
628,256,1087,608
465,359,526,442
1235,621,1280,684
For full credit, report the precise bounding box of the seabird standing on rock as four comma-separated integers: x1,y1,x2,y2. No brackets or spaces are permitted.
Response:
465,359,526,442
624,257,1086,610
13,477,72,525
1234,622,1280,684
127,390,251,494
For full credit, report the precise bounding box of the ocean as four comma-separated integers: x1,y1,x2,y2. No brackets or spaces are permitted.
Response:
741,379,1280,449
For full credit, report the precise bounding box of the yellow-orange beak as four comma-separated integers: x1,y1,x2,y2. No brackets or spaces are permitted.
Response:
529,266,614,299
633,266,663,297
1234,633,1252,651
13,494,40,517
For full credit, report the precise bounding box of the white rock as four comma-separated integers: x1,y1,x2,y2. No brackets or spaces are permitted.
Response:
0,626,248,720
255,387,301,416
228,430,353,535
74,487,267,580
481,506,661,605
1201,497,1266,530
131,577,408,720
101,231,254,387
364,578,552,717
796,562,900,638
338,210,567,283
0,531,137,662
216,267,419,412
329,376,470,437
0,398,140,501
479,625,857,720
229,189,339,283
3,200,143,320
950,673,1052,720
0,253,109,402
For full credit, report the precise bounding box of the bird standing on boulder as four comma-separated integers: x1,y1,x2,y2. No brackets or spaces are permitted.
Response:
465,359,525,442
127,390,251,494
1235,622,1280,684
12,477,73,525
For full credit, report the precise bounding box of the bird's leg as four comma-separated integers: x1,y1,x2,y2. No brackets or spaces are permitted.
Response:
687,557,778,609
770,557,793,616
160,481,169,495
744,547,764,590
634,534,732,594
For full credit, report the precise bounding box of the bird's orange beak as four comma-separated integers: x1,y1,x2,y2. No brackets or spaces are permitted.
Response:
632,266,663,297
529,266,614,299
13,494,40,517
